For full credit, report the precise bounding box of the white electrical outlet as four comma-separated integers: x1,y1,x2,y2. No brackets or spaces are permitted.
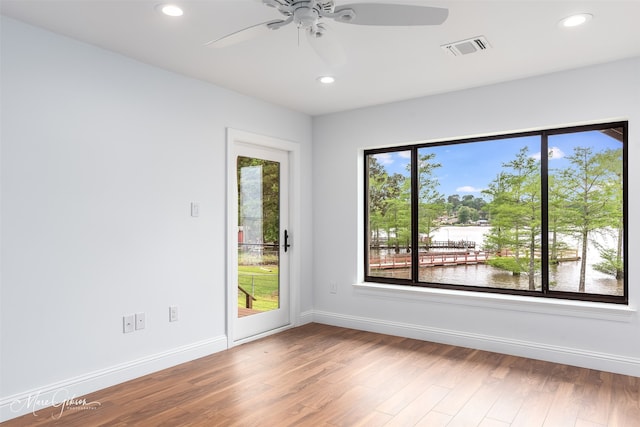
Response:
330,282,338,294
135,312,146,330
123,315,135,333
169,306,179,322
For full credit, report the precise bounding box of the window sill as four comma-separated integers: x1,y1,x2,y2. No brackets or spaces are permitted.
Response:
353,282,636,323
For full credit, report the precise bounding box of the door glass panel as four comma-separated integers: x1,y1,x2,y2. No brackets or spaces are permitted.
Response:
237,156,280,318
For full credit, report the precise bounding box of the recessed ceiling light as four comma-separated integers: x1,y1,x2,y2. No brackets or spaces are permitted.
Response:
318,76,335,84
559,13,592,28
160,4,183,17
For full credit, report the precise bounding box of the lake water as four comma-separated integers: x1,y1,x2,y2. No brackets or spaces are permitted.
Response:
372,226,623,296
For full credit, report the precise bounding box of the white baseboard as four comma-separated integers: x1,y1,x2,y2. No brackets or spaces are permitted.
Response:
298,309,315,326
0,335,227,422
312,310,640,377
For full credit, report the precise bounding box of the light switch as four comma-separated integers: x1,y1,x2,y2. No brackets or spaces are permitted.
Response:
191,202,200,217
169,306,179,322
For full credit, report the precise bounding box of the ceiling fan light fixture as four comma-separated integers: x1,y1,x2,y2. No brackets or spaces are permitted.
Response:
160,4,184,17
317,76,335,84
559,13,592,28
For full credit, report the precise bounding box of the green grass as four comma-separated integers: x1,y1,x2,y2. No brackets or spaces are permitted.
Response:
238,265,279,311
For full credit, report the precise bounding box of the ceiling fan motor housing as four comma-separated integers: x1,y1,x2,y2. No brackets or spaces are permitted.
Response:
294,5,320,28
270,0,338,29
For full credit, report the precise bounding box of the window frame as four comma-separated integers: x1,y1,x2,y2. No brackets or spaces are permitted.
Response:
364,122,628,304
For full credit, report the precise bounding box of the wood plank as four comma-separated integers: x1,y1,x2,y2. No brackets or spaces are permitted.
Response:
376,367,448,416
575,370,614,426
385,384,450,426
542,381,580,426
606,374,640,426
447,382,503,427
511,390,555,427
479,418,512,427
415,410,454,426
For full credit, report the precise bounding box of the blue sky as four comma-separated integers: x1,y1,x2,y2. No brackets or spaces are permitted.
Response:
373,130,622,199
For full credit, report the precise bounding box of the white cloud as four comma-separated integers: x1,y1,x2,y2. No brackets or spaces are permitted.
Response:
373,153,394,164
531,146,566,160
456,185,484,193
398,151,411,159
548,146,565,160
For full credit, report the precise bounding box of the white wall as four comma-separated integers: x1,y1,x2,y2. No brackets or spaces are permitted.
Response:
0,16,313,420
312,57,640,376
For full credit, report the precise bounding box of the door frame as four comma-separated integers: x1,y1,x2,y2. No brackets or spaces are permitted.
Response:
226,128,301,347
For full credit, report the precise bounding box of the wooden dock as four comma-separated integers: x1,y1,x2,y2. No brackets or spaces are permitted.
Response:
369,249,581,271
426,240,476,250
370,251,490,270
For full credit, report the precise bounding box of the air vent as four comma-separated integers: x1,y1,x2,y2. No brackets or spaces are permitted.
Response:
441,36,491,57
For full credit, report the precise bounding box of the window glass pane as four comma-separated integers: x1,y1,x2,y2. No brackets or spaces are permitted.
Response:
367,151,412,280
237,156,280,317
547,128,624,296
418,136,542,291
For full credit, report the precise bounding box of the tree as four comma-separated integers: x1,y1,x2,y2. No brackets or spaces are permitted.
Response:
457,206,471,224
367,156,410,252
368,157,387,213
482,172,510,254
559,146,620,292
385,195,410,253
461,194,474,206
367,156,387,247
599,148,624,280
483,147,541,290
580,148,624,280
417,152,445,241
238,156,280,244
547,173,572,264
448,194,461,212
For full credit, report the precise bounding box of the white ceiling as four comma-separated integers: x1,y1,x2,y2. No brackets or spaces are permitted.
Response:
2,0,640,116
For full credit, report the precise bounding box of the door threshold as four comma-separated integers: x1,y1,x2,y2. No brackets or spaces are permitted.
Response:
231,323,293,347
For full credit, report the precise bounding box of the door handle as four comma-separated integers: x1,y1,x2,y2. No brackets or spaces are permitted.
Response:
284,230,291,253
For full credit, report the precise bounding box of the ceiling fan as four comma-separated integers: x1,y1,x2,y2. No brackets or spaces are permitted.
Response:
205,1,448,66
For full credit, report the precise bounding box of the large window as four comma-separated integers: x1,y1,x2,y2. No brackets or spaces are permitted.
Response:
365,122,628,304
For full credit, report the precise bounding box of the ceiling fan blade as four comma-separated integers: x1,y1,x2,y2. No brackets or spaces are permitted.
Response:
333,3,448,26
204,19,284,48
306,27,347,67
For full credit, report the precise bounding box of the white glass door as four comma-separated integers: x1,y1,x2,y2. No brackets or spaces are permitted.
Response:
231,142,290,342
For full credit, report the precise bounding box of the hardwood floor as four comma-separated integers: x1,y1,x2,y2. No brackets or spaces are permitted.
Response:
4,323,640,426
